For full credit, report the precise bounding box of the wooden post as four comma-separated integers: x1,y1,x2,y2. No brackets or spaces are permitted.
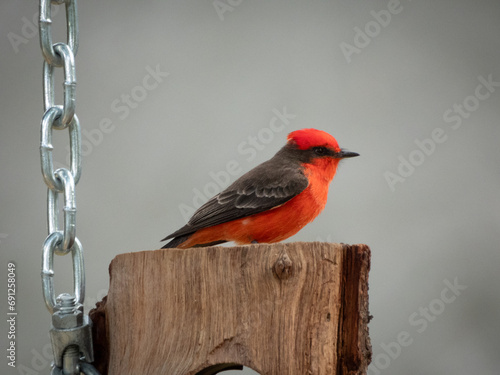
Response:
90,242,371,374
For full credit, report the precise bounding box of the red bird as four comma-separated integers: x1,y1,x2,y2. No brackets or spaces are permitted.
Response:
162,128,358,249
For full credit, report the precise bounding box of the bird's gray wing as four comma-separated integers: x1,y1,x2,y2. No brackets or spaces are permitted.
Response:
162,160,308,241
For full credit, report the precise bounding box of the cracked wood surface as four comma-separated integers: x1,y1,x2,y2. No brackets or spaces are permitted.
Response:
90,242,371,374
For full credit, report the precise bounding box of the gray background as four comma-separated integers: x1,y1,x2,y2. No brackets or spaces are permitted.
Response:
1,1,500,374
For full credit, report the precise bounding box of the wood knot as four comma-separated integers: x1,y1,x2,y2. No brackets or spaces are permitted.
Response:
273,252,293,280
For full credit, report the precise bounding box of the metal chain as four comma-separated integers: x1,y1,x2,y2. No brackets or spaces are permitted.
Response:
38,1,99,374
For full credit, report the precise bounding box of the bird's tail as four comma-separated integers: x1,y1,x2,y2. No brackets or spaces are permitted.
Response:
161,235,190,249
161,234,228,249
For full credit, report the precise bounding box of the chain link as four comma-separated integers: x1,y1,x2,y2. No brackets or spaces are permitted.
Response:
40,108,81,195
38,0,98,373
42,233,84,314
47,170,77,253
42,43,77,127
39,0,78,67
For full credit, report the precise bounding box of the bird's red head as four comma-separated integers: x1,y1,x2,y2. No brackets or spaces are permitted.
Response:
287,128,340,152
286,128,358,184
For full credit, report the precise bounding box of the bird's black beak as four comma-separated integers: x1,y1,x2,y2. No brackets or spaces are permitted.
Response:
337,150,360,159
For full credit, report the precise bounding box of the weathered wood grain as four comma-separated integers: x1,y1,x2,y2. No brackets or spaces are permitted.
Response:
90,242,371,375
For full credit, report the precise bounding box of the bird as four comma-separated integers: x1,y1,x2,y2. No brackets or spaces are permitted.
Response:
161,128,359,249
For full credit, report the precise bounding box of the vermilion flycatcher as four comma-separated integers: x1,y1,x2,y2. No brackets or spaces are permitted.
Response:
162,128,358,248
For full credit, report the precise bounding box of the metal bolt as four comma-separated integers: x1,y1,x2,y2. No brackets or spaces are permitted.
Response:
57,293,76,309
52,293,83,329
62,344,80,375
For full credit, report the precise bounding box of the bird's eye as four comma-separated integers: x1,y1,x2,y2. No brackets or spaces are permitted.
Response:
313,147,327,155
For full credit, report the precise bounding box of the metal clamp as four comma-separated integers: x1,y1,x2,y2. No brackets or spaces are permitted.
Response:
50,313,94,369
49,293,97,373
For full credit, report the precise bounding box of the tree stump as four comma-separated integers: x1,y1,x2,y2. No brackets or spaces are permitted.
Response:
90,242,371,374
